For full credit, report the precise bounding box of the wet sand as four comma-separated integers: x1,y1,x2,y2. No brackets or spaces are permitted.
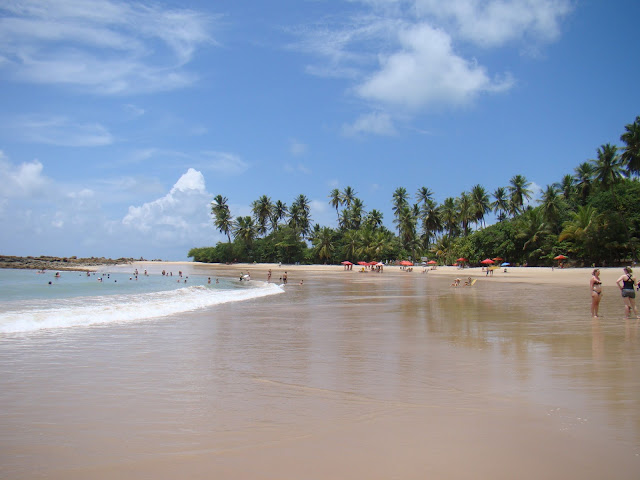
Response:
1,263,639,479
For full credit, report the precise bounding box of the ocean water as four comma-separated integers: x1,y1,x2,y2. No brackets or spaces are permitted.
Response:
0,268,284,334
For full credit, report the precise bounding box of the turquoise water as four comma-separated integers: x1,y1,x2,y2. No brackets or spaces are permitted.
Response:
0,269,284,334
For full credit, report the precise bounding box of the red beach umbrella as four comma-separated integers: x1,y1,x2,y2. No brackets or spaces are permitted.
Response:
357,261,368,265
456,257,467,262
427,260,437,265
480,258,494,264
553,255,568,260
399,260,413,266
493,257,503,262
341,261,353,265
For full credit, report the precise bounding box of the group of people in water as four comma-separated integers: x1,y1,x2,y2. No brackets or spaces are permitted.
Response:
591,267,640,318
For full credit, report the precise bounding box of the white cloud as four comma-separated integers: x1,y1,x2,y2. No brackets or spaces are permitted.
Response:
0,152,48,198
414,0,572,48
122,168,210,233
0,154,216,259
9,115,114,146
202,151,249,175
343,111,397,136
0,0,215,95
356,24,513,110
292,0,570,129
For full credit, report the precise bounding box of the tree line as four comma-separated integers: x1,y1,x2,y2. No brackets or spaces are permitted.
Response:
189,116,640,266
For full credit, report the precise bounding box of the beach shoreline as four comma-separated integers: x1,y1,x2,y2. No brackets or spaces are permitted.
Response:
122,260,630,288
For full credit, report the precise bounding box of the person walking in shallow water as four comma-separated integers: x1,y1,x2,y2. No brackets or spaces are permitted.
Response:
590,269,603,317
616,267,639,318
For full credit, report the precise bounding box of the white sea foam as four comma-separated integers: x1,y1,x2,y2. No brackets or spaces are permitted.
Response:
0,283,284,334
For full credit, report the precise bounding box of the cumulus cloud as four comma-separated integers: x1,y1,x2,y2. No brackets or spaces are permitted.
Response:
0,0,216,94
122,168,211,233
0,154,216,258
357,24,513,110
0,152,49,198
292,0,571,133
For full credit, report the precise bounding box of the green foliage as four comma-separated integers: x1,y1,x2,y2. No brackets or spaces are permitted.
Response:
194,117,640,267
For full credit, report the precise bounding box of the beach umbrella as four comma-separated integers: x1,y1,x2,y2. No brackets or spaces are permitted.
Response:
553,255,568,260
456,257,467,262
357,261,368,265
493,257,503,262
427,260,437,265
501,262,510,266
341,261,353,265
480,258,494,264
399,260,413,266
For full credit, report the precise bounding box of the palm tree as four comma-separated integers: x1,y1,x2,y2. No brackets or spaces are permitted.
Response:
365,209,384,229
508,174,532,216
420,199,442,247
349,198,365,229
620,116,640,177
492,187,509,222
516,208,552,261
470,184,490,228
392,187,409,234
211,194,233,243
395,205,417,254
555,174,575,203
559,205,603,261
430,234,454,265
415,186,434,206
271,200,288,230
341,186,357,208
289,194,312,238
329,188,341,221
232,216,256,245
455,192,473,236
342,229,360,261
312,226,335,263
251,195,273,236
439,197,458,237
538,185,563,232
592,143,624,191
574,162,594,205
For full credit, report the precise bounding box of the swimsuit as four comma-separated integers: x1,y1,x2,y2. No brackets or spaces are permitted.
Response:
621,275,636,298
592,278,602,295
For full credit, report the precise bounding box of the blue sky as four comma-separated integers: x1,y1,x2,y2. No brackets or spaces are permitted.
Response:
1,0,639,260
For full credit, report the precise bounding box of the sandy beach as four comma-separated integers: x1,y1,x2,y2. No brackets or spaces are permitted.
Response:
1,261,639,479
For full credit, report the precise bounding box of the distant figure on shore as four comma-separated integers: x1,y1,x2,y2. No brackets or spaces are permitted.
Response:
208,277,211,284
267,269,272,282
283,271,288,284
590,269,603,318
299,279,304,285
616,267,639,318
451,278,460,287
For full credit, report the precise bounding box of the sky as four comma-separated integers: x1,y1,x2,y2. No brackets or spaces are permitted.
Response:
1,0,639,260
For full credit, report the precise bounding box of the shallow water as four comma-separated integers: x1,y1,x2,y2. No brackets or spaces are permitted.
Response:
0,268,638,479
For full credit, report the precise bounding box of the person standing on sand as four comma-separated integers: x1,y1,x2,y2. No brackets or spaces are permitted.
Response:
283,271,288,284
590,269,603,317
616,267,639,318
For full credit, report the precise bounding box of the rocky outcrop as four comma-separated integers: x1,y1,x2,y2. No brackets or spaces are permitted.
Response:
0,255,134,271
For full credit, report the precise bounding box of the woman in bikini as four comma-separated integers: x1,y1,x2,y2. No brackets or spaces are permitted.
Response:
615,267,639,318
590,268,603,317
